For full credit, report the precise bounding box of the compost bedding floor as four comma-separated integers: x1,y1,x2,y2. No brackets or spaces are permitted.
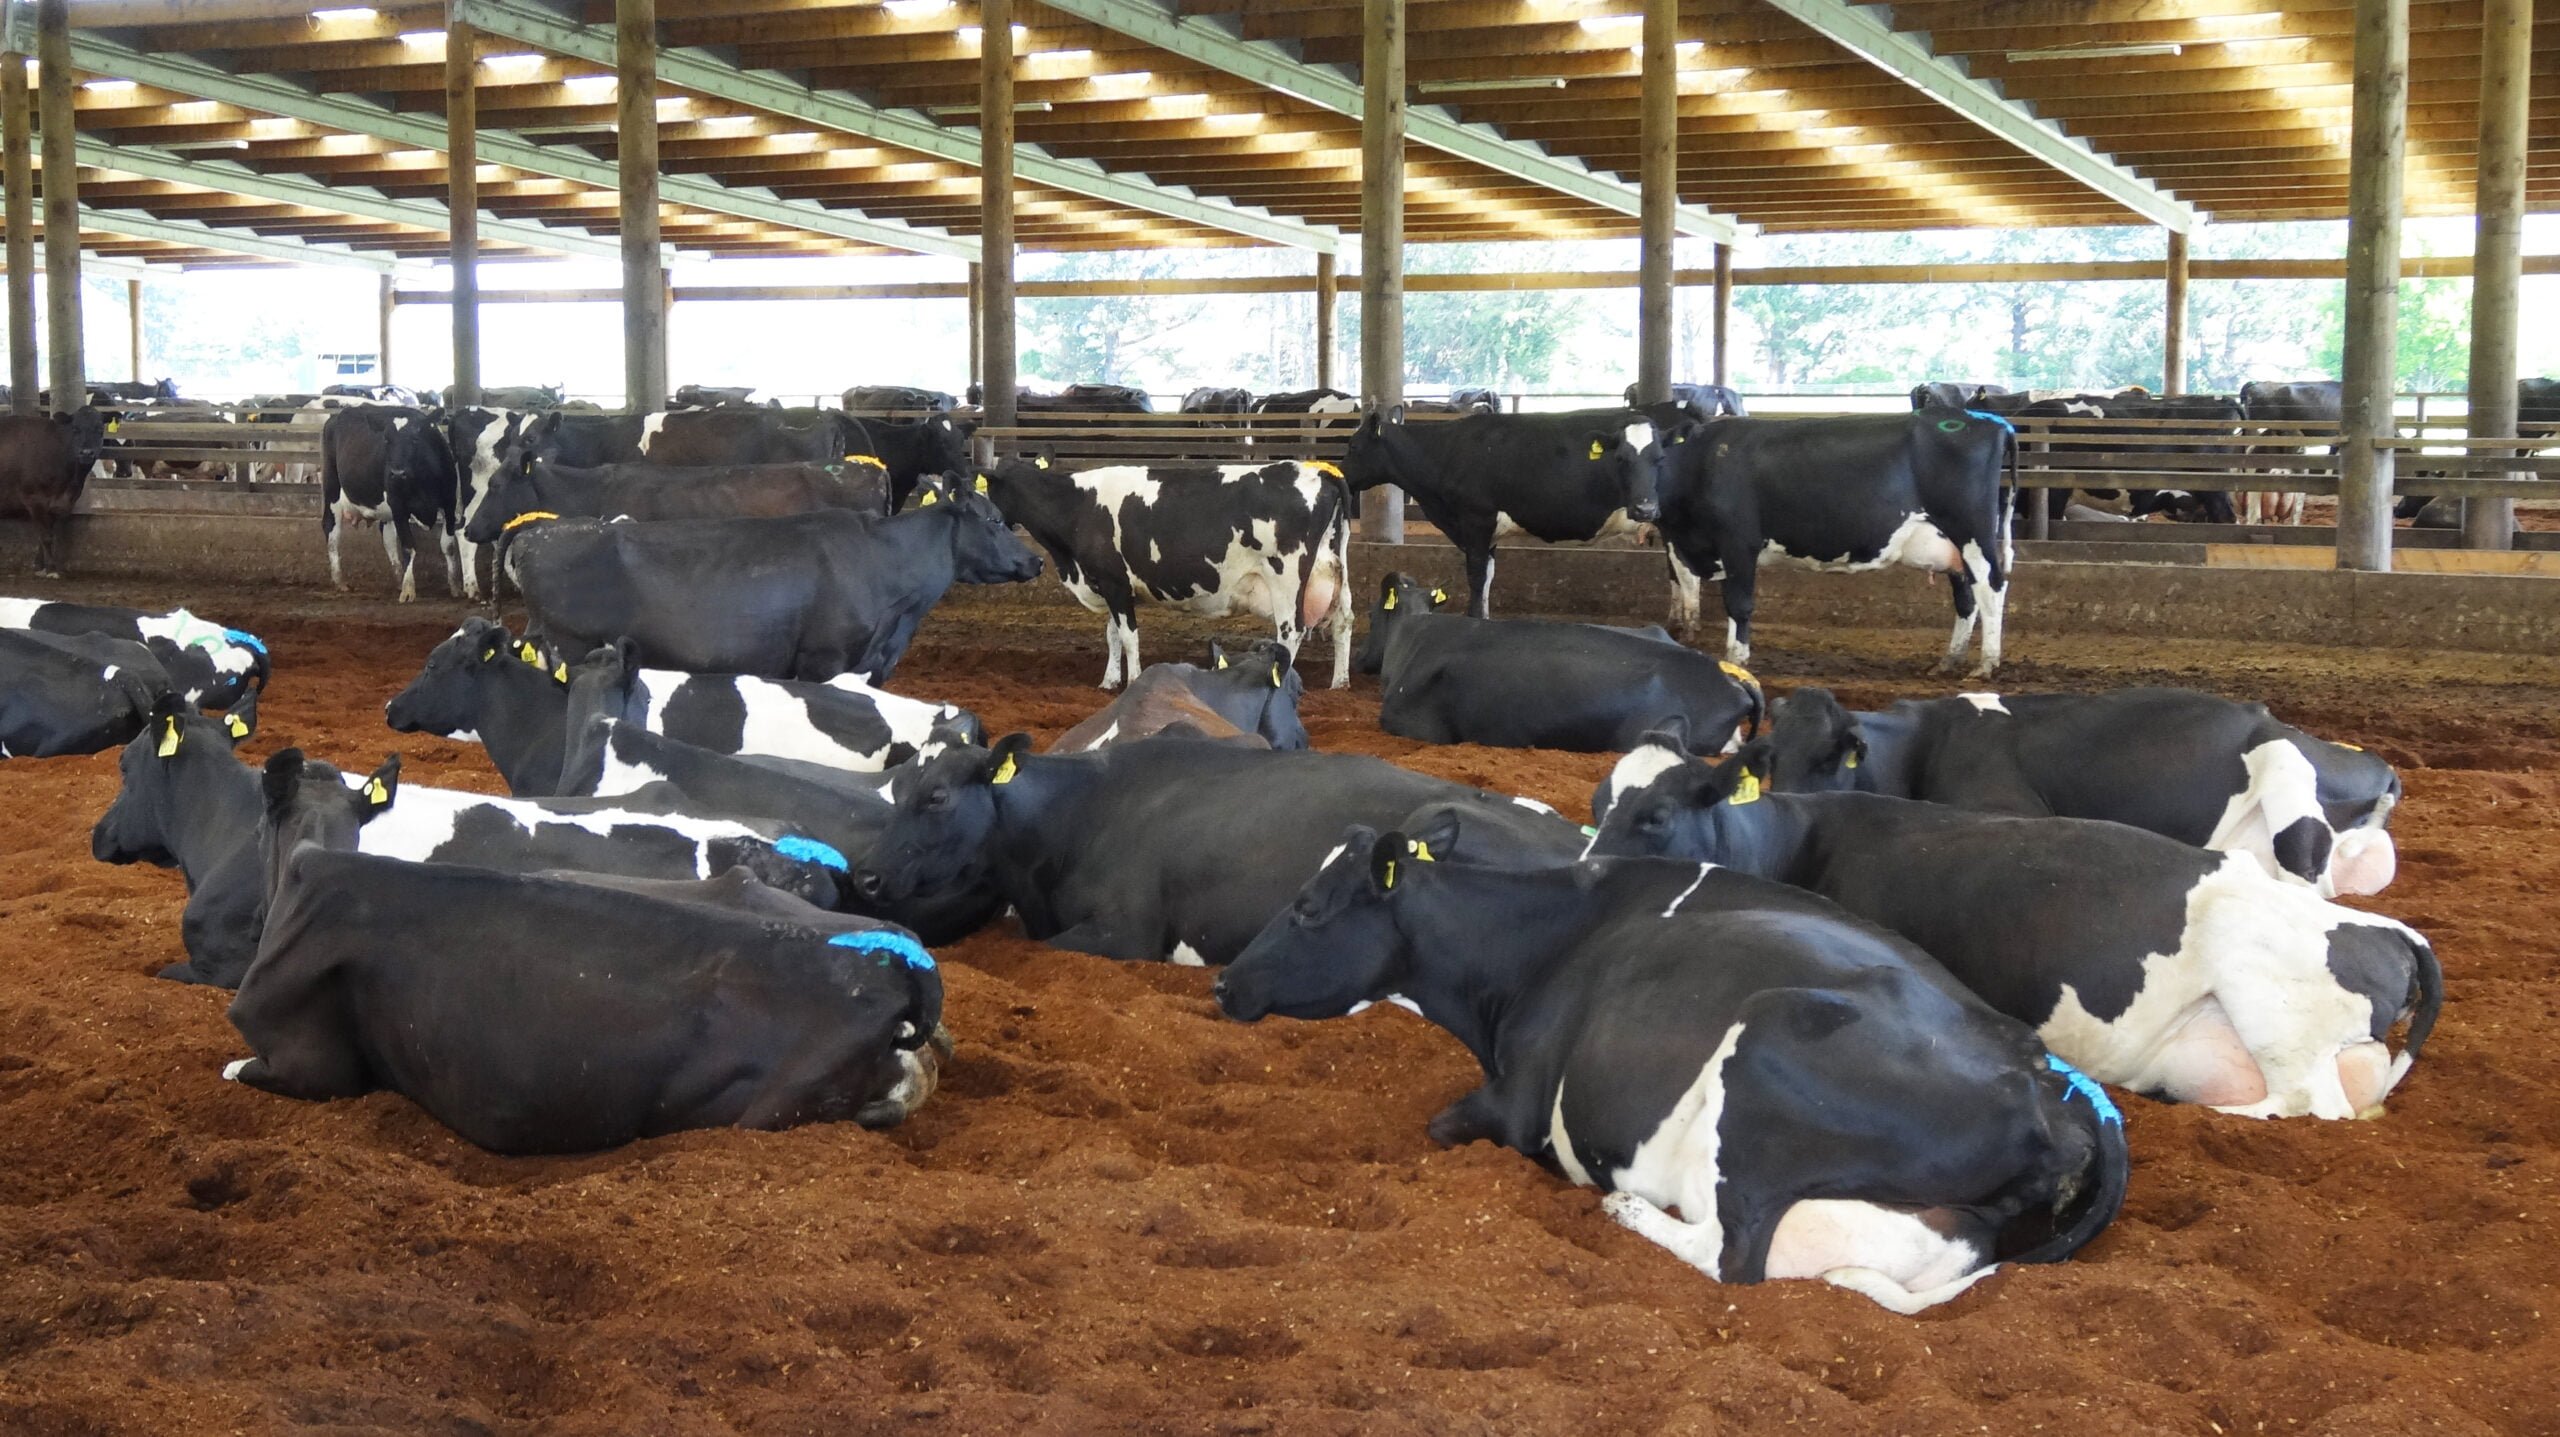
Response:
2,577,2556,1437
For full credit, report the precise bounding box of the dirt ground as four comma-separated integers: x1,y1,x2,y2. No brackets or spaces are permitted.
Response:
2,575,2557,1437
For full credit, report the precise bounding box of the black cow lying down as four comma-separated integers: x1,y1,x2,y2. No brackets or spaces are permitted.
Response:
1051,639,1311,753
1762,686,2401,897
0,597,268,710
1588,738,2441,1120
510,474,1042,683
1214,819,2127,1312
851,732,1583,963
228,849,946,1154
91,705,265,985
0,626,167,758
1357,573,1761,755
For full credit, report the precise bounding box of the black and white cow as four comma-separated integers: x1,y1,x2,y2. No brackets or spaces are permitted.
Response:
1654,408,2015,676
463,458,892,544
1341,408,1665,619
2237,380,2343,525
557,717,1004,945
1051,639,1311,753
442,405,528,598
0,597,267,709
979,457,1354,689
1627,382,1748,422
0,626,165,757
385,619,983,795
1761,685,2401,897
1356,572,1760,754
90,704,273,987
850,734,1574,962
671,383,759,409
258,748,849,911
229,848,945,1154
510,474,1041,683
1587,738,2442,1120
320,405,462,601
1214,821,2128,1312
842,385,959,414
1180,387,1254,414
1250,388,1359,417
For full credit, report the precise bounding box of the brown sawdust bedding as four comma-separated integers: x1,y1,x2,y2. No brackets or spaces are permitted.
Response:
0,574,2556,1437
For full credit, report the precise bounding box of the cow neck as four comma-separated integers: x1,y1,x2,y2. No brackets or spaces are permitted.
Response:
1851,705,1922,795
979,467,1076,541
1683,795,1823,888
1388,863,1609,1075
481,664,574,795
163,749,264,885
982,749,1112,920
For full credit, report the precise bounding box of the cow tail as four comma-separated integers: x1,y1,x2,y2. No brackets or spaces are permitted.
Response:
1997,423,2019,568
2005,1056,2129,1268
2400,930,2445,1062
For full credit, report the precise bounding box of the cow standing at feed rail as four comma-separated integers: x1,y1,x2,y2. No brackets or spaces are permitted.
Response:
843,385,958,414
978,457,1354,690
2237,380,2343,525
0,408,110,577
671,384,759,409
852,412,973,512
558,717,1004,944
641,407,865,466
1627,382,1748,422
2107,393,2248,525
1340,408,1665,619
0,626,167,758
1588,739,2442,1121
0,598,267,710
1213,822,2128,1312
1653,408,2015,677
851,734,1578,962
1250,388,1359,417
508,474,1041,684
387,619,980,793
466,459,892,545
445,383,562,410
319,406,462,602
1051,639,1311,753
91,704,268,987
1760,686,2401,897
1180,387,1254,414
981,382,1155,413
1356,573,1762,755
227,848,945,1154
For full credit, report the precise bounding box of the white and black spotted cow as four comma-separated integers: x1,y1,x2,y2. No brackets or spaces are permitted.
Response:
978,457,1354,689
0,597,268,709
1653,408,2016,676
442,406,527,599
1214,820,2128,1312
1588,738,2443,1120
1340,407,1664,619
1761,686,2402,897
320,405,463,601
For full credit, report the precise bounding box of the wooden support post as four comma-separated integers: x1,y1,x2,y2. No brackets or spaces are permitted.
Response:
1314,251,1337,390
1633,0,1675,406
964,261,983,392
2463,0,2528,552
2163,228,2190,397
37,0,80,411
616,0,666,413
1359,0,1405,542
978,0,1017,431
126,277,140,381
1710,242,1733,389
4,53,34,415
378,272,395,384
2336,0,2405,573
446,14,481,407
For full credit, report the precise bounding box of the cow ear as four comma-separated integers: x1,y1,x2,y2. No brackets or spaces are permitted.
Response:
1407,808,1461,862
1208,640,1231,670
362,754,401,811
1653,713,1695,754
1386,403,1406,426
224,689,259,743
1379,573,1401,610
1427,585,1448,609
155,714,185,758
985,732,1034,786
1718,741,1773,807
1270,654,1288,689
260,748,308,818
1369,830,1408,893
1838,730,1867,772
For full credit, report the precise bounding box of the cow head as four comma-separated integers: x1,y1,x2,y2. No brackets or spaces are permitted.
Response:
386,618,567,737
500,409,560,477
1214,812,1461,1022
60,407,111,469
1761,687,1870,794
383,410,458,500
1353,571,1447,675
1339,407,1411,493
91,700,257,868
921,413,972,475
910,474,1044,585
459,453,539,544
1595,416,1663,524
1204,638,1311,750
850,734,1030,905
259,748,400,904
1583,739,1770,863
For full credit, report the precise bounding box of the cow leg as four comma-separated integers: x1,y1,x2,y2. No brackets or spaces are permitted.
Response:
1940,567,1980,674
1326,560,1355,690
440,524,466,598
1098,609,1129,689
323,505,345,590
454,534,484,602
384,517,417,603
1716,541,1758,665
1666,545,1704,639
1963,540,2005,678
223,1049,374,1102
1453,536,1497,619
1600,1191,1727,1280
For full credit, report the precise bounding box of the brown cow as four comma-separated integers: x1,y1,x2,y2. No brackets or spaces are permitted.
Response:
0,408,110,577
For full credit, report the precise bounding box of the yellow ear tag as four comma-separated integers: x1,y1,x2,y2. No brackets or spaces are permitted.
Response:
918,489,939,506
1729,771,1762,806
553,661,569,683
518,642,543,667
1382,588,1397,611
1034,455,1051,469
1843,752,1860,771
1380,859,1397,889
1214,653,1229,670
106,418,121,433
991,752,1017,785
974,475,990,495
1718,659,1756,687
364,777,390,806
156,717,182,757
2337,742,2364,752
1429,588,1449,607
1270,660,1286,689
1408,839,1435,862
1588,440,1605,461
224,713,249,739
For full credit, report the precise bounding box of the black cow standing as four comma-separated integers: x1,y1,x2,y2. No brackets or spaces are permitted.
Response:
1341,407,1665,618
2238,379,2342,525
320,406,461,602
1180,387,1254,414
0,407,109,577
1653,408,2015,676
1627,382,1748,422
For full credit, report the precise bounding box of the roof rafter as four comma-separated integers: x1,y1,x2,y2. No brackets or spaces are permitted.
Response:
1036,0,1746,241
1758,0,2199,231
453,0,1341,252
40,199,405,270
61,31,985,259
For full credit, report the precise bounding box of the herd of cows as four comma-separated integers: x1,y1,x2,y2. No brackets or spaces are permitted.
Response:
0,364,2446,1309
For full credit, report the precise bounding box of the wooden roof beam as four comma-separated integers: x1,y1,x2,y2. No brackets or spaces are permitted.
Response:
1759,0,2196,230
453,0,1341,250
42,198,404,269
1035,0,1744,239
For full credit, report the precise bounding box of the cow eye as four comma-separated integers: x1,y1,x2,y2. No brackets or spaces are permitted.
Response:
1636,808,1669,833
921,787,954,813
1292,895,1322,925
